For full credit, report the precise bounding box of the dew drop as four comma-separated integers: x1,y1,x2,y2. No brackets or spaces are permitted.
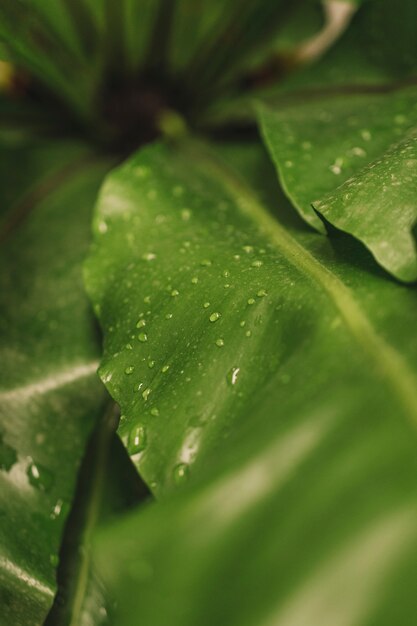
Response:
142,387,152,401
173,462,189,485
203,302,210,309
27,461,54,492
150,407,159,417
227,366,240,386
243,245,254,254
142,252,156,261
138,332,148,343
191,277,198,284
181,208,192,221
128,424,147,454
257,289,267,297
215,338,224,347
165,313,173,319
50,498,65,520
148,360,155,369
136,319,146,329
360,129,372,141
247,298,255,305
240,320,246,327
245,330,252,337
125,365,135,375
209,312,221,322
161,364,170,373
200,259,212,267
330,163,342,175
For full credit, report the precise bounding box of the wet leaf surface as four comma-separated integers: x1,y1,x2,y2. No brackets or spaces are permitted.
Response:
85,139,417,625
0,135,110,625
259,86,417,281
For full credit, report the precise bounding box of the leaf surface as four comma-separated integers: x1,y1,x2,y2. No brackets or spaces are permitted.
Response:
0,132,110,625
46,405,149,626
258,86,417,281
85,138,417,625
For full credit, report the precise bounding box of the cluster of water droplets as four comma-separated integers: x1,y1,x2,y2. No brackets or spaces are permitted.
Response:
93,153,282,488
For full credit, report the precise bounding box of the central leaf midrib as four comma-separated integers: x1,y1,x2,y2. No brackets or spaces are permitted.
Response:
197,147,417,426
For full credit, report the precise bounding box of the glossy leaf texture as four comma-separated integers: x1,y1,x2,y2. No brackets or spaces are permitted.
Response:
0,128,111,625
258,85,417,282
251,0,417,283
86,138,417,625
46,405,149,626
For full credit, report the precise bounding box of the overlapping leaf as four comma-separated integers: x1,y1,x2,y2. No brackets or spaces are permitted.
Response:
258,86,417,281
0,128,111,625
45,405,149,626
252,0,417,283
86,138,417,625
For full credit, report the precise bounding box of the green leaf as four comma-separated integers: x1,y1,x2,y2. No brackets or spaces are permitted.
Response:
183,1,303,105
45,405,149,626
258,85,417,281
0,130,111,625
0,2,97,119
201,0,414,131
362,0,417,77
86,138,417,625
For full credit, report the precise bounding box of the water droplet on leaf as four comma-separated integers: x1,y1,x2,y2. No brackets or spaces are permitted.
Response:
227,366,240,385
142,387,152,401
27,461,54,492
173,463,189,485
128,424,147,454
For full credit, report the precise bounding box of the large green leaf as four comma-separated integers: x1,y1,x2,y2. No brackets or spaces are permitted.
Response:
85,138,417,624
0,131,111,625
258,86,417,282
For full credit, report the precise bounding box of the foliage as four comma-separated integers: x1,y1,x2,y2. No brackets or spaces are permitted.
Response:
1,2,417,625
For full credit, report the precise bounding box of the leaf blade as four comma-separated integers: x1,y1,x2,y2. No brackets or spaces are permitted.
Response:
258,86,417,281
85,139,417,626
0,131,111,625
